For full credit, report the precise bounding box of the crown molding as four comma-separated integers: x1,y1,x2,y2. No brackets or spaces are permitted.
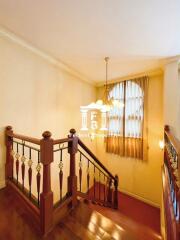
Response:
161,55,180,66
0,26,95,86
96,68,163,87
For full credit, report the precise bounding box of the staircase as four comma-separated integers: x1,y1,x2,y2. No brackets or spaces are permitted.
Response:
0,187,161,240
5,126,119,236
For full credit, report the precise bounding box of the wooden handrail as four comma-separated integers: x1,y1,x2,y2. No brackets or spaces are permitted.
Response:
163,125,180,240
53,138,72,145
78,138,115,180
6,130,40,145
165,128,180,156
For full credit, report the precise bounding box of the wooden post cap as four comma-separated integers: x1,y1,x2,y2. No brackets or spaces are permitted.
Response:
6,126,13,131
164,125,170,131
70,129,76,134
42,131,52,139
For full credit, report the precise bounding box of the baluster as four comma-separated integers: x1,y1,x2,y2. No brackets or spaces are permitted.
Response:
15,143,20,184
79,153,82,192
99,171,101,202
107,178,113,207
103,174,106,206
114,175,119,209
21,142,26,190
87,160,90,195
93,165,96,203
58,149,63,201
28,148,33,197
36,151,41,205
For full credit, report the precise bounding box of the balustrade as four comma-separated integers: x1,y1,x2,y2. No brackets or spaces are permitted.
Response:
5,126,119,236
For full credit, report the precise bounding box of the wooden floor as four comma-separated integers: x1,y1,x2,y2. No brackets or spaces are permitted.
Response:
0,188,162,240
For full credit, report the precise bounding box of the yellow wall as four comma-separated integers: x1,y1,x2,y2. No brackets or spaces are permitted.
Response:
96,74,164,207
0,35,96,196
164,60,180,139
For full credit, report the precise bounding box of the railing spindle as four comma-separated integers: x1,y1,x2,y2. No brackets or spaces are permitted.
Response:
21,142,26,190
99,171,101,202
59,149,63,201
15,143,20,184
87,160,90,195
36,151,41,205
79,153,82,192
28,148,33,197
93,165,96,202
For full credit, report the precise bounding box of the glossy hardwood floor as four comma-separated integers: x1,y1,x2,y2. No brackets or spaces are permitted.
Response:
0,188,162,240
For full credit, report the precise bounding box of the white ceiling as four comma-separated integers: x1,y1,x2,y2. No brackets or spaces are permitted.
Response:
0,0,180,83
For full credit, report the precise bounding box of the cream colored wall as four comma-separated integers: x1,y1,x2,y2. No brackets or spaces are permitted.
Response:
0,36,96,197
96,74,164,207
164,60,180,140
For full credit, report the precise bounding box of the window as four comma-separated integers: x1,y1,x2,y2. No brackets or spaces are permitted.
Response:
108,80,143,138
106,77,148,159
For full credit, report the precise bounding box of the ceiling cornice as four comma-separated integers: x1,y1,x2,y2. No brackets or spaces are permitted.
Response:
0,26,95,86
96,68,163,87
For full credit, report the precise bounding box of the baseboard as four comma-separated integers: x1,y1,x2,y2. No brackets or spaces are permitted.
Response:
0,180,6,189
120,188,160,209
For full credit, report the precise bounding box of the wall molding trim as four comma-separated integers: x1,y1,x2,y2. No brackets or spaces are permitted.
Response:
120,188,160,209
0,180,6,189
0,26,95,86
96,68,163,87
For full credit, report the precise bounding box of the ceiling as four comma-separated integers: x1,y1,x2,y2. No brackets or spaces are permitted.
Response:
0,0,180,83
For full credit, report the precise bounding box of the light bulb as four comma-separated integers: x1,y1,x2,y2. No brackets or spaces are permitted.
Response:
96,99,103,105
159,140,164,150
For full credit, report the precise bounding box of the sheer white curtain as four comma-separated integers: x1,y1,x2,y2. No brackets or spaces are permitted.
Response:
106,76,148,160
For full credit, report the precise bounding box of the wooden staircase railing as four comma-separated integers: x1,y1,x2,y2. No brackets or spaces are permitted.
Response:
5,126,119,236
163,125,180,240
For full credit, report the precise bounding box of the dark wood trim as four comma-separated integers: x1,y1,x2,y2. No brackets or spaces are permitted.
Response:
162,164,179,240
53,138,73,145
40,131,54,236
164,126,180,156
53,196,73,225
7,180,40,228
7,131,40,145
5,126,13,180
68,129,78,207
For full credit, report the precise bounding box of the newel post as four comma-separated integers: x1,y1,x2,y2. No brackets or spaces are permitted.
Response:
5,126,14,181
114,175,119,209
68,128,78,207
40,131,54,236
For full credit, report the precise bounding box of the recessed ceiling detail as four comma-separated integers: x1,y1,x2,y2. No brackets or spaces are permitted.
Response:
0,0,180,82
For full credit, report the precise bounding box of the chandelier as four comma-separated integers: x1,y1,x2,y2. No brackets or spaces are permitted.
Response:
95,57,123,111
80,57,123,133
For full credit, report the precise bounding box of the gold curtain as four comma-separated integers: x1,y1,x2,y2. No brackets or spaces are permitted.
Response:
106,76,149,160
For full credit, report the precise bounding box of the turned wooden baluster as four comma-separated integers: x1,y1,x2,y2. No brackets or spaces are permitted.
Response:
5,126,14,180
36,151,41,205
15,143,20,184
107,178,113,207
79,153,82,192
103,174,106,206
99,171,101,202
28,148,33,197
59,149,63,201
87,160,90,195
40,131,53,235
114,175,119,209
21,143,26,190
68,129,78,207
93,165,96,203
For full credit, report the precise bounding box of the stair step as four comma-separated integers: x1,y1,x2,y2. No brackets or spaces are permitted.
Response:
63,215,103,239
69,201,138,240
